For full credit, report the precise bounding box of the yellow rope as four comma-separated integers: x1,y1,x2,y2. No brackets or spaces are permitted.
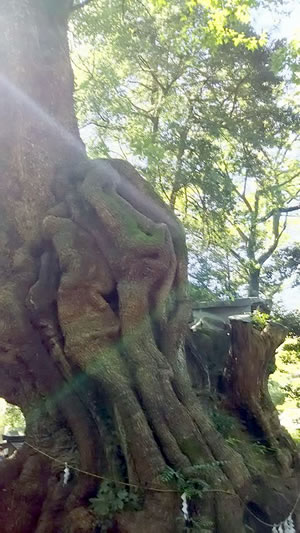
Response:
24,441,234,496
24,441,176,493
24,440,300,527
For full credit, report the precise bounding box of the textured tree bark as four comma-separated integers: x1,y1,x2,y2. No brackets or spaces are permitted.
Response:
224,319,294,457
0,2,298,533
248,268,260,297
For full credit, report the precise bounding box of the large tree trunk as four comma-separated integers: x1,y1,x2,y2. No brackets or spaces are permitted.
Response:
248,268,261,297
0,2,298,532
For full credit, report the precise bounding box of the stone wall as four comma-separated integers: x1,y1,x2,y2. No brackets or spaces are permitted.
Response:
192,297,270,330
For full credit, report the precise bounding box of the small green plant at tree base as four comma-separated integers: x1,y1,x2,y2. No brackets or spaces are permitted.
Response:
226,437,273,456
181,516,214,533
160,463,224,498
210,410,239,438
182,516,214,533
90,480,142,531
251,310,269,331
160,463,224,532
226,436,276,477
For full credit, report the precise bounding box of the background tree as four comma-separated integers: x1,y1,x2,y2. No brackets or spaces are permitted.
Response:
0,1,299,533
73,0,300,298
2,404,26,435
263,244,300,293
268,308,300,443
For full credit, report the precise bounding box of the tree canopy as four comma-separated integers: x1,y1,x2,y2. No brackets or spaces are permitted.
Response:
72,0,300,299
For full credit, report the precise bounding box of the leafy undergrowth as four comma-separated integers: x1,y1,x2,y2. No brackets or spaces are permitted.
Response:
210,409,278,476
269,337,300,444
90,480,142,532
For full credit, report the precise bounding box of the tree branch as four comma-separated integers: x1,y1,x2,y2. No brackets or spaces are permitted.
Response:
84,120,126,132
229,247,247,267
227,218,248,243
258,213,287,265
233,183,253,212
220,162,252,213
277,170,300,189
259,204,300,223
138,56,167,94
229,75,249,118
